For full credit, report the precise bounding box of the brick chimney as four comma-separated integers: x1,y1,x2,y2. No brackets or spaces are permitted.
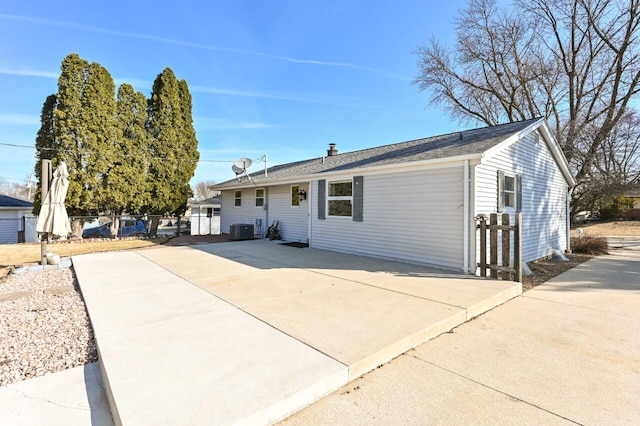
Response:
327,143,338,156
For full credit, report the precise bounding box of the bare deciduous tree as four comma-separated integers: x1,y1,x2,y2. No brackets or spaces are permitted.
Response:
572,110,640,211
0,178,32,201
414,0,640,213
192,180,218,201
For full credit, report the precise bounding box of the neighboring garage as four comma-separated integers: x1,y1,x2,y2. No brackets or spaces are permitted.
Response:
190,195,221,236
0,195,36,244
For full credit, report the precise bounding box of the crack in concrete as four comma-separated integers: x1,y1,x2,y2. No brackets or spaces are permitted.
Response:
4,386,90,412
405,353,584,425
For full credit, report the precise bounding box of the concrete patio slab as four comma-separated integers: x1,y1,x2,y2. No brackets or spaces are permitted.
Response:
73,251,348,426
0,363,112,426
238,279,467,379
139,242,520,380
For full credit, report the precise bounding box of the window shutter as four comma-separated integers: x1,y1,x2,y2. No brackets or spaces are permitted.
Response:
353,176,363,222
318,179,326,220
497,170,504,212
516,174,522,212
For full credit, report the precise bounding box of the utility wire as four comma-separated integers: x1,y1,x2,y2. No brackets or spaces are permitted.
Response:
0,141,267,164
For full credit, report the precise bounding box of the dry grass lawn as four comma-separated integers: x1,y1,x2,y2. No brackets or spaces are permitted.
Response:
0,238,169,268
572,220,640,237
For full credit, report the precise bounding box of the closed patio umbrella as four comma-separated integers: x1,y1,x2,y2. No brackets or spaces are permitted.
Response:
36,161,72,237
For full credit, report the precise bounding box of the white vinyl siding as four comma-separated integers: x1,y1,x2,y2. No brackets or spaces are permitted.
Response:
475,131,569,263
268,184,309,242
311,166,465,271
220,190,266,234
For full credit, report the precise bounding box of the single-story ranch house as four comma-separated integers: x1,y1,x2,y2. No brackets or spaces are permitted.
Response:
213,118,576,274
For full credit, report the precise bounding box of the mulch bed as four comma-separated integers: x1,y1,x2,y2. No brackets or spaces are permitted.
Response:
522,253,594,292
161,234,231,246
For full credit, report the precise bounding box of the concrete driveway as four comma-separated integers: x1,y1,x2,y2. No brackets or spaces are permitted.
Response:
281,248,640,425
69,239,520,425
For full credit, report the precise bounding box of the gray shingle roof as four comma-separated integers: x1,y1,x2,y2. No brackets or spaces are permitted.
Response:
0,194,33,208
192,195,221,205
215,118,542,188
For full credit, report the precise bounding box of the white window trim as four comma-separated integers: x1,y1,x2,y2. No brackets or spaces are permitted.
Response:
327,179,353,217
255,188,264,208
234,190,242,208
502,173,517,211
291,184,300,208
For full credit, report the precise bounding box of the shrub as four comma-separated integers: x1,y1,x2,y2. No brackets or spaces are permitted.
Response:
599,196,634,220
571,235,609,255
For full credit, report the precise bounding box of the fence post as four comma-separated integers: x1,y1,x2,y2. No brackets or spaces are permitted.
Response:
514,213,522,283
489,213,498,279
501,213,511,280
478,215,487,277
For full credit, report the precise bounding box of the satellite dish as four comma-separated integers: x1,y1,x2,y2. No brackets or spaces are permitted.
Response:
234,158,252,170
232,165,244,175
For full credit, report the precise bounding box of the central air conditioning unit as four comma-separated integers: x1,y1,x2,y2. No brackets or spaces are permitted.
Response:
229,224,254,241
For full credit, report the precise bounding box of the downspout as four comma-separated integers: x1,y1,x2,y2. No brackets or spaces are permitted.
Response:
567,186,574,252
265,187,270,234
463,159,470,274
307,181,312,245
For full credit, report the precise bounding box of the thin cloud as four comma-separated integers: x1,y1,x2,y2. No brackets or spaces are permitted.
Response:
194,117,278,130
191,85,379,108
0,66,58,79
0,13,403,77
0,114,40,125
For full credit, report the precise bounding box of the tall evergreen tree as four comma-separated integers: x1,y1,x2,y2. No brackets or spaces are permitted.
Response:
33,94,57,214
114,84,150,214
176,79,199,212
81,62,119,214
53,53,89,218
33,54,201,237
146,68,199,220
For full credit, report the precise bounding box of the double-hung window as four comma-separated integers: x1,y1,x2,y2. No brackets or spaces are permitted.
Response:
503,175,516,209
234,190,242,207
498,171,521,212
255,188,264,207
291,185,300,207
328,180,353,217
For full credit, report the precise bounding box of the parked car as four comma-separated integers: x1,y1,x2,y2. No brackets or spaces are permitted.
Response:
82,218,148,239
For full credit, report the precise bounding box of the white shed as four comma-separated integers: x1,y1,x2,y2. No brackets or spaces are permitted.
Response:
190,196,221,235
0,195,36,244
213,118,576,273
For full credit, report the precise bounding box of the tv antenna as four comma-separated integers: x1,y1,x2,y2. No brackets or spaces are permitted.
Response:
232,157,253,182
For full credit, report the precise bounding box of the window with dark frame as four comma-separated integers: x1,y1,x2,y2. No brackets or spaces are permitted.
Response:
234,190,241,207
255,188,264,207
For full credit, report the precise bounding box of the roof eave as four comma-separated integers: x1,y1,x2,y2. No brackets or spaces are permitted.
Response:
482,118,576,188
212,152,484,190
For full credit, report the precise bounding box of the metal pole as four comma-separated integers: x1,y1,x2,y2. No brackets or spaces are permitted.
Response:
40,159,51,265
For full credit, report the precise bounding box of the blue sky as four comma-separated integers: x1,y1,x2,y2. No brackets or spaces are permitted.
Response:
0,0,473,188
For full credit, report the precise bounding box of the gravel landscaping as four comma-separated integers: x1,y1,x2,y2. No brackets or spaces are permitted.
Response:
0,267,97,386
